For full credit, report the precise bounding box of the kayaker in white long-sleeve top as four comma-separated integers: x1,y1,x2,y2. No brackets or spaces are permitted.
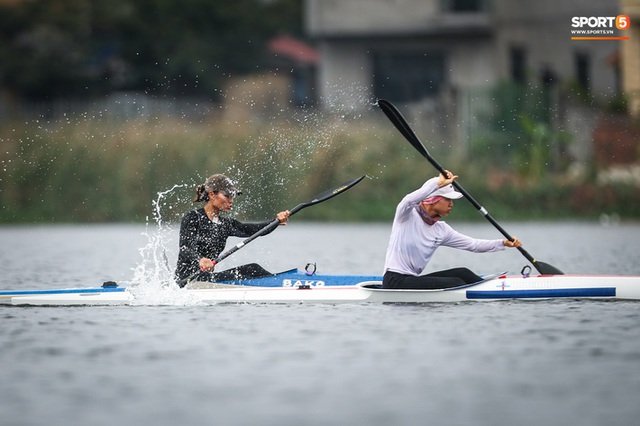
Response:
383,170,522,289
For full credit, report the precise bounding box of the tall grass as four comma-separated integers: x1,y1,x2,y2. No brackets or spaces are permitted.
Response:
1,108,638,223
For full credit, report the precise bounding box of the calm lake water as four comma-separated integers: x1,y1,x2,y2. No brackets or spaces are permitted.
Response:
1,222,640,426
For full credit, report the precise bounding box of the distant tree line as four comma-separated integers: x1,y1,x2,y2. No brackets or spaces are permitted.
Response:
0,0,303,100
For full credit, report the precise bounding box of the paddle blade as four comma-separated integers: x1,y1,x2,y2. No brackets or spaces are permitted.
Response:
533,260,564,275
377,99,436,166
290,175,366,215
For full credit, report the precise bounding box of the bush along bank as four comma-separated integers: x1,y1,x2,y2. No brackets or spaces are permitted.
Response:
1,116,638,223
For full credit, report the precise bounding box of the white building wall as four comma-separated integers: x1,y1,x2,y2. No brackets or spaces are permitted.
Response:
449,42,498,88
316,41,373,110
307,0,440,35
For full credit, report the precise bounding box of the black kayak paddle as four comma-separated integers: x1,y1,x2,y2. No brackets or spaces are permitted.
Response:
377,99,563,275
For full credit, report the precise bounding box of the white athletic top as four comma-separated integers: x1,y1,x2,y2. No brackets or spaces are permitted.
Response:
383,177,505,276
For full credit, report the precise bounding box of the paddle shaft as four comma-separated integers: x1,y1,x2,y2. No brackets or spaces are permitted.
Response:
212,195,335,265
377,99,563,275
183,175,366,283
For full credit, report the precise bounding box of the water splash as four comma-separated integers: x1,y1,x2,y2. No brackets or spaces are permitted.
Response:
127,184,203,306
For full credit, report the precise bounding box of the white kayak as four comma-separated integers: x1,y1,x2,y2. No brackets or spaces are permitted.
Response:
4,273,640,305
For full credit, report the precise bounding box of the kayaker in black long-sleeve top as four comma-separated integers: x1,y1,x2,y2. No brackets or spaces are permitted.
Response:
175,174,289,287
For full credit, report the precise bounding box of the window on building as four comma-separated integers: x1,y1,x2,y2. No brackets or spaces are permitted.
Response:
510,46,526,84
373,51,445,103
575,52,590,93
441,0,488,12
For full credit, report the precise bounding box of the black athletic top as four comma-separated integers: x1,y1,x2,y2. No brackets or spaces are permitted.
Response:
175,208,273,280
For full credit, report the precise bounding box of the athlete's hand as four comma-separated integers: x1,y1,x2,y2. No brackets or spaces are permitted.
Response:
199,257,217,272
503,237,522,248
437,170,458,187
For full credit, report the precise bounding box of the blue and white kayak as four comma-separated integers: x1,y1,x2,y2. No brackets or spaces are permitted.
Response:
0,267,381,305
3,273,640,305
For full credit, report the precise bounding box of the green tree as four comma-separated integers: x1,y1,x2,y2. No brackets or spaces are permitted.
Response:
0,0,96,98
0,0,303,100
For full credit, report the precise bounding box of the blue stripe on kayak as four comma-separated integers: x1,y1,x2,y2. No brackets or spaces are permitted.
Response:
216,272,382,287
0,272,384,296
0,287,126,296
466,287,616,299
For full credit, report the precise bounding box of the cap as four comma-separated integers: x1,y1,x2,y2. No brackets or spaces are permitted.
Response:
204,174,242,197
429,184,463,200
